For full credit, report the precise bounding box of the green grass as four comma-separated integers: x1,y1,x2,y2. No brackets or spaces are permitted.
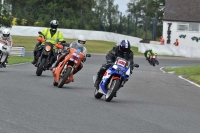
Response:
8,56,33,65
165,66,200,84
12,35,142,55
9,35,143,65
12,36,76,51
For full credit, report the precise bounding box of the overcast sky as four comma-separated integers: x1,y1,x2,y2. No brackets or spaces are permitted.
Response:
114,0,130,13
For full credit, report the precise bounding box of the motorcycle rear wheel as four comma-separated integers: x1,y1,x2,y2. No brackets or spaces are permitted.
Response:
105,79,120,102
57,67,72,88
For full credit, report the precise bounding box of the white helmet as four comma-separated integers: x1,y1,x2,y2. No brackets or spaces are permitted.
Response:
77,35,86,46
2,28,10,40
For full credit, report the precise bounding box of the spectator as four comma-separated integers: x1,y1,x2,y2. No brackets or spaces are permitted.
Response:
159,36,165,45
174,39,179,46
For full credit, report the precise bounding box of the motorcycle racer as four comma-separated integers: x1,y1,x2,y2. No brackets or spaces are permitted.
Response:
50,35,87,77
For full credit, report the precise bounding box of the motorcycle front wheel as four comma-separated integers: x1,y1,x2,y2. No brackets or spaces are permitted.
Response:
36,58,46,76
105,79,121,102
151,58,156,67
57,67,72,88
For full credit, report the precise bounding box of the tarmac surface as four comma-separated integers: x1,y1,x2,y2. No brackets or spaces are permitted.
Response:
0,54,200,133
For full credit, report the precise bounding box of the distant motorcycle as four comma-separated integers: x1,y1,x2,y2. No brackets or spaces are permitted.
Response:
0,39,11,68
52,47,91,88
93,57,139,102
34,31,65,76
148,53,159,67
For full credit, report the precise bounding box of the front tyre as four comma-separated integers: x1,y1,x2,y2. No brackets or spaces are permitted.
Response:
105,79,121,102
94,88,103,99
36,58,46,76
151,59,156,67
57,67,72,88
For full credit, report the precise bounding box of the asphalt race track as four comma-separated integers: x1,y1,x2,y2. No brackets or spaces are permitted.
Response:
0,55,200,133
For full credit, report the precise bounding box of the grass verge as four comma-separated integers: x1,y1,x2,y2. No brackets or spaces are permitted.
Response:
9,35,143,65
8,56,33,65
12,35,142,55
8,36,143,65
164,66,200,85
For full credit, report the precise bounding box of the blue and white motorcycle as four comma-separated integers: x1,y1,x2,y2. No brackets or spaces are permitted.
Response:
93,57,139,102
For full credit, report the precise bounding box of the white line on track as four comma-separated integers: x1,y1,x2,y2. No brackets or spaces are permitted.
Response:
160,67,200,88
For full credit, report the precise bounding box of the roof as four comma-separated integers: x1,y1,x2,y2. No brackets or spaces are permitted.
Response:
163,0,200,22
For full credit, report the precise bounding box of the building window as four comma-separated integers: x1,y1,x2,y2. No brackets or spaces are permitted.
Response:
177,22,199,32
177,23,188,31
189,23,199,31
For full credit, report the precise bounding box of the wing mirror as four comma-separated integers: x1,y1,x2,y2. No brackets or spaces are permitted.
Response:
38,31,46,39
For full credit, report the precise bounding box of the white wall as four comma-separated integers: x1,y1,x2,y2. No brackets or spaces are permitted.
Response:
163,21,200,48
3,25,200,58
8,26,142,47
138,43,200,58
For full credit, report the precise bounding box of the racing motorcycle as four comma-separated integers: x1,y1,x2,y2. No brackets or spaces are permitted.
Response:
0,39,11,68
52,47,91,88
148,53,159,67
93,57,139,102
35,31,65,76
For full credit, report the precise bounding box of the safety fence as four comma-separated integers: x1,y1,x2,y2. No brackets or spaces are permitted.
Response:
10,46,25,56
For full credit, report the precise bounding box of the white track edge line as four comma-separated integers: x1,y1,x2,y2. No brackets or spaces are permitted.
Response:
160,67,200,88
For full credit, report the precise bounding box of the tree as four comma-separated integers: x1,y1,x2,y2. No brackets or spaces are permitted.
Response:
127,0,165,39
0,4,12,27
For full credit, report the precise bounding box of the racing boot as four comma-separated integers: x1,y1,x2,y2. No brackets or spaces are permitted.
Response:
31,56,37,64
2,62,6,68
94,74,102,89
156,60,159,65
73,64,83,75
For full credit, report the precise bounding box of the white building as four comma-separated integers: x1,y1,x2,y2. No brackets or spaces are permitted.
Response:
138,0,200,58
163,0,200,48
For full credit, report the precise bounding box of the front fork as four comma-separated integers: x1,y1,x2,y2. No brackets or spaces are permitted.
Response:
60,64,74,77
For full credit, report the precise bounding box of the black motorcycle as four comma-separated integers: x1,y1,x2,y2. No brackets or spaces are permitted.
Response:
35,31,65,76
148,53,159,67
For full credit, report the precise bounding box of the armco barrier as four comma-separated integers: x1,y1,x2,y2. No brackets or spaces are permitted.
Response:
10,46,25,56
10,26,142,47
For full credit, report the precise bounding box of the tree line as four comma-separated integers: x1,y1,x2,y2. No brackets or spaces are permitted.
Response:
0,0,165,40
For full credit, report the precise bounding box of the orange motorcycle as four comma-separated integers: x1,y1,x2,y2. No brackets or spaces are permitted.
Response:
52,47,91,88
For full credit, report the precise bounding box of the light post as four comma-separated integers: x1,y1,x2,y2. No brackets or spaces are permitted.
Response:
145,0,148,39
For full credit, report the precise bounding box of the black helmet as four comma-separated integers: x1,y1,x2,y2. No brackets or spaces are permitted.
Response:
119,39,130,54
50,20,59,32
